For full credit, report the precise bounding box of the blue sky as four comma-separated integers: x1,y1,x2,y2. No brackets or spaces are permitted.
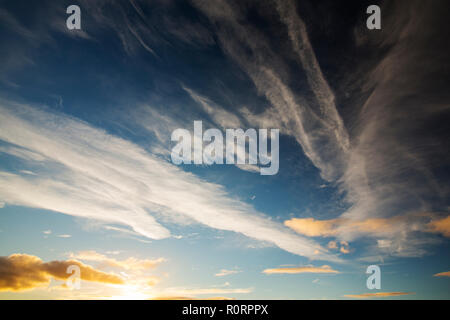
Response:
0,0,449,299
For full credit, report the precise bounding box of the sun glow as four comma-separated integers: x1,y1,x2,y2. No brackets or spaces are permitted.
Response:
109,285,151,300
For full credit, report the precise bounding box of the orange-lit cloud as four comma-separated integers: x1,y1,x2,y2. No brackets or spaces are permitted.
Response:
427,216,450,238
263,265,339,274
284,218,339,237
0,254,124,292
284,217,402,237
344,292,414,299
284,213,443,239
215,269,241,277
327,240,351,254
433,271,450,277
340,241,350,254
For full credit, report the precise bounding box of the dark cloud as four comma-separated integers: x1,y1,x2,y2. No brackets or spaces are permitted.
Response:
0,254,124,292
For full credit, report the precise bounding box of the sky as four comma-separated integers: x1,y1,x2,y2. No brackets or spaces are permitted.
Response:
0,0,449,300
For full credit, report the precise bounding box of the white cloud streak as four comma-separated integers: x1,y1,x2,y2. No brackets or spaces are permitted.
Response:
0,100,336,261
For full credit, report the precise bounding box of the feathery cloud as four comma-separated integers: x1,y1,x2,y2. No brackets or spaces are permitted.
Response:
191,0,450,259
0,100,335,261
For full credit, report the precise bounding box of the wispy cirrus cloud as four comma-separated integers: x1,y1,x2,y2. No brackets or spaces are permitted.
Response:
0,100,336,261
191,0,450,259
192,0,349,182
57,234,72,238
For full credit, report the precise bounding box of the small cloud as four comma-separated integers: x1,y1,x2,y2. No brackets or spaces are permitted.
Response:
250,195,256,200
344,292,414,299
172,235,183,239
357,255,385,264
20,170,36,175
340,241,350,254
433,271,450,277
43,230,52,235
327,241,338,249
284,218,337,237
235,163,260,173
284,213,440,240
215,269,241,277
263,265,339,274
327,240,350,253
312,279,320,284
427,216,450,238
377,239,392,248
340,247,350,254
57,234,71,238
